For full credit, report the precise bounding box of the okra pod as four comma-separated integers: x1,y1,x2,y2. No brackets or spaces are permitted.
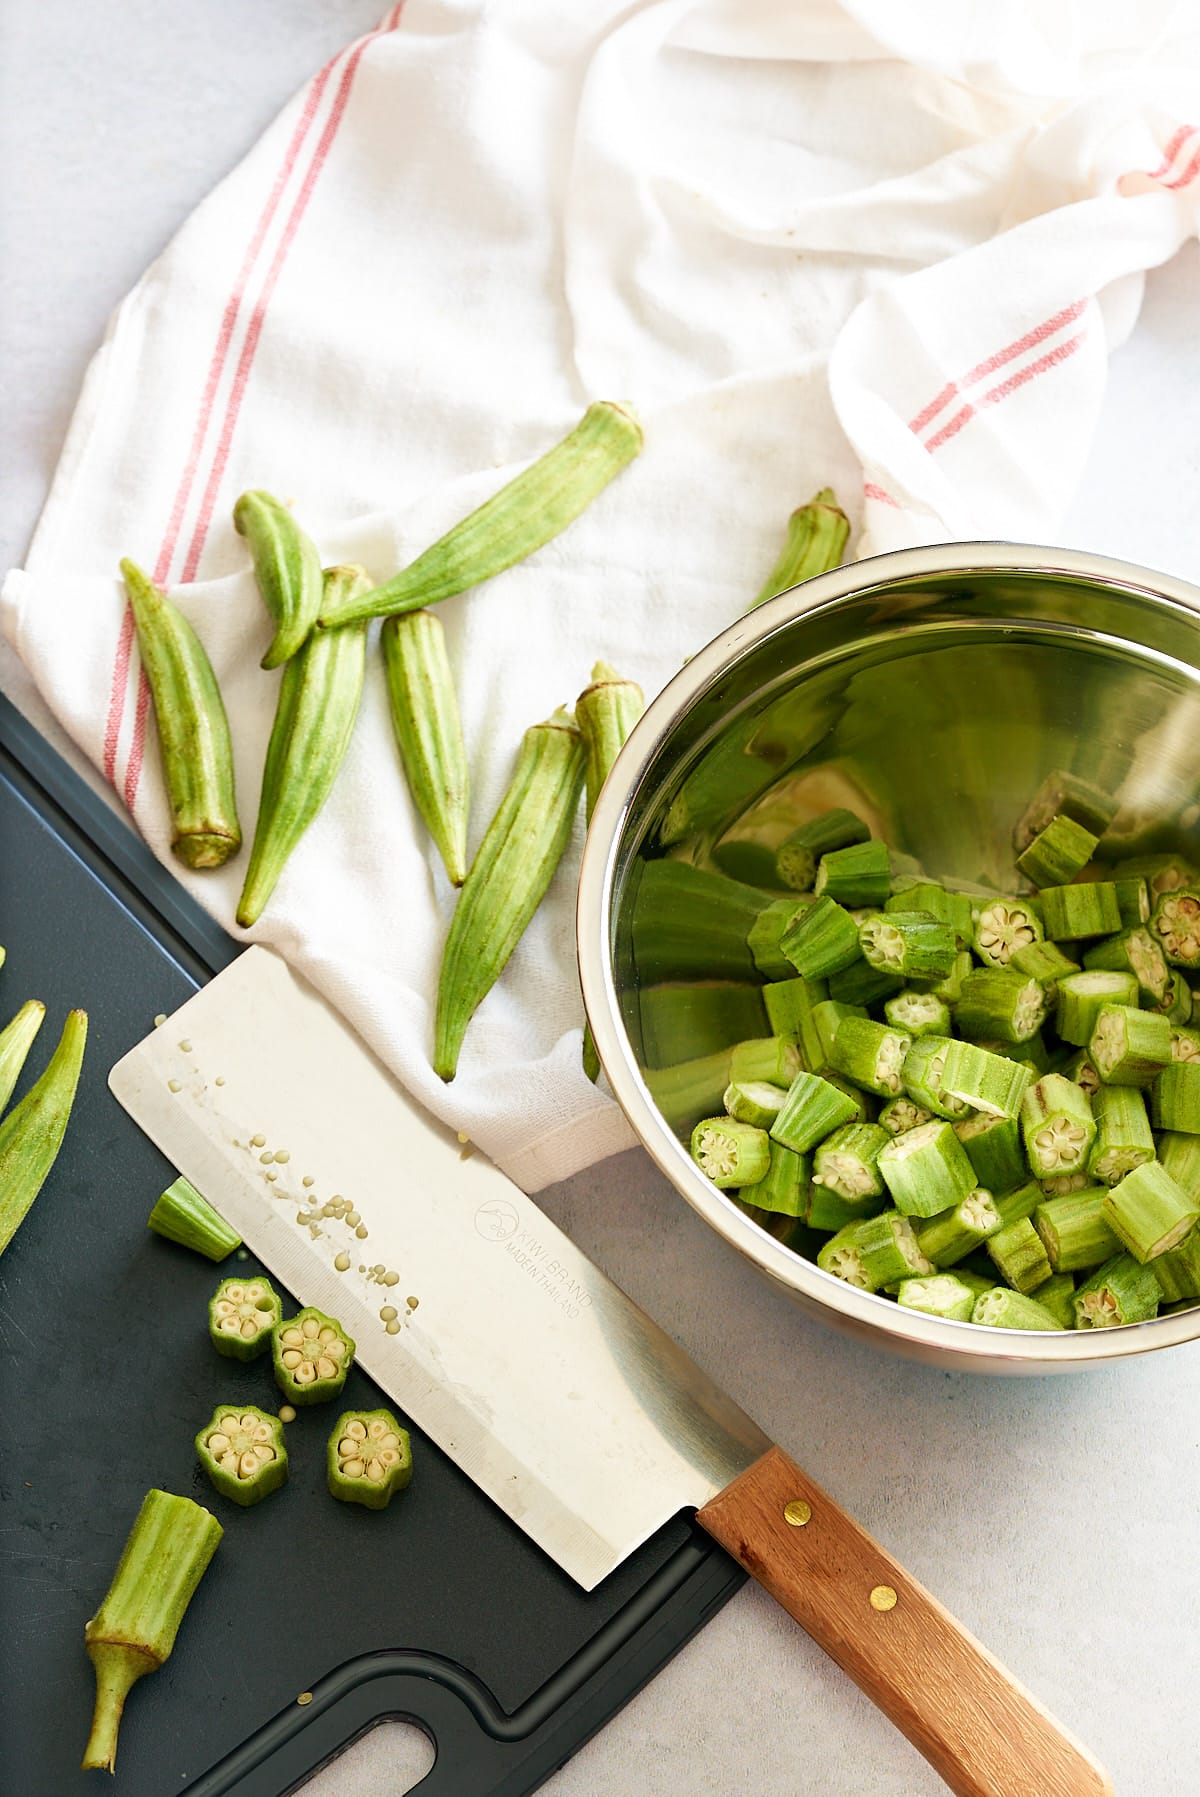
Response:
82,1490,222,1772
886,882,974,944
749,897,819,981
0,998,45,1115
690,1115,771,1188
576,661,645,821
737,1141,810,1218
119,560,241,869
631,860,764,984
723,1079,789,1128
953,966,1047,1043
770,1070,859,1153
762,976,827,1069
382,609,470,887
1088,1002,1172,1088
1111,875,1150,927
810,998,866,1071
778,896,862,979
953,1112,1027,1194
1158,1130,1200,1203
1020,1075,1095,1180
807,1181,887,1233
1153,1059,1200,1133
1015,813,1099,888
915,1185,1002,1267
813,839,891,908
1150,888,1200,968
1054,970,1140,1046
1013,770,1116,854
1150,1227,1200,1302
895,1272,980,1323
816,1209,934,1290
1009,938,1080,990
883,989,952,1038
729,1037,802,1088
877,1118,977,1218
1034,1190,1124,1273
317,402,643,627
775,807,868,892
233,488,323,669
148,1174,241,1261
901,1034,973,1119
1074,1253,1161,1327
828,1017,911,1097
972,1287,1066,1331
1115,852,1198,897
745,488,850,613
811,1121,890,1202
1087,1084,1155,1182
919,947,975,1005
1026,1271,1077,1329
939,1040,1031,1118
825,958,904,1008
236,566,370,928
1082,926,1171,1005
433,706,585,1079
993,1178,1045,1228
645,1050,733,1137
858,910,956,982
0,1007,87,1257
1038,881,1122,941
1101,1161,1200,1262
972,897,1043,969
986,1215,1052,1294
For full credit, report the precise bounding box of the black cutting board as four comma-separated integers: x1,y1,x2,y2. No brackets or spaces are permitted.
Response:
0,694,744,1797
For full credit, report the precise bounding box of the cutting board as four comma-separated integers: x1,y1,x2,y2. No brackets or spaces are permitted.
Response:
0,693,744,1796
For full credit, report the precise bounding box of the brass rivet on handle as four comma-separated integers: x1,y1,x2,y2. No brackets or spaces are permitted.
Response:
783,1499,812,1528
869,1585,898,1612
296,1692,314,1706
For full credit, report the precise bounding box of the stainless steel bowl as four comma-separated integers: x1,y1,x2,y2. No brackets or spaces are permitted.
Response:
578,543,1200,1372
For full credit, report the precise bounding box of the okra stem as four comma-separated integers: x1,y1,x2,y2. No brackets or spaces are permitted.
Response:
745,488,850,613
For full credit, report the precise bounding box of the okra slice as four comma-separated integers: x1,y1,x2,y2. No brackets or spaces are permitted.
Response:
232,489,323,670
770,1071,858,1153
1016,814,1099,888
723,1080,788,1129
915,1186,1002,1268
1116,852,1198,898
1038,882,1122,941
825,959,904,1008
972,898,1043,969
328,1408,412,1509
1020,1075,1095,1179
148,1175,241,1262
1082,926,1171,1005
886,882,974,944
807,1185,884,1233
690,1116,771,1188
993,1179,1045,1229
828,1017,911,1097
1088,1003,1172,1087
1150,888,1200,968
195,1405,288,1507
823,1073,877,1123
895,1273,979,1323
1154,970,1193,1025
1009,938,1080,991
82,1490,222,1773
775,808,868,893
1152,1061,1200,1133
857,910,956,982
1158,1130,1200,1203
1026,1272,1077,1330
1073,1253,1161,1327
918,947,975,1005
811,1122,890,1202
1111,876,1150,928
272,1307,356,1405
1101,1161,1200,1262
762,977,827,1069
1034,1190,1124,1273
1151,1227,1200,1302
1054,970,1140,1046
1087,1085,1154,1183
382,609,471,888
0,999,45,1117
1062,1048,1101,1097
1013,770,1116,854
738,1142,810,1218
748,897,818,981
952,1113,1026,1194
816,1209,934,1291
878,1095,934,1137
778,897,862,979
1039,1170,1093,1198
810,999,866,1071
729,1037,802,1089
883,990,951,1038
877,1119,977,1218
901,1035,972,1120
953,967,1047,1044
208,1276,282,1360
813,839,891,908
986,1216,1052,1294
971,1287,1066,1331
939,1040,1031,1119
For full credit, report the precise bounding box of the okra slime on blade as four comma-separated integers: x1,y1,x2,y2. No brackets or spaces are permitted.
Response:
382,609,470,887
434,707,585,1080
233,488,324,669
120,560,241,869
317,401,643,628
0,1007,87,1257
237,565,370,928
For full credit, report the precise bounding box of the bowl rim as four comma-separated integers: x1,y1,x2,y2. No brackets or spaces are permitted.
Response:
577,539,1200,1365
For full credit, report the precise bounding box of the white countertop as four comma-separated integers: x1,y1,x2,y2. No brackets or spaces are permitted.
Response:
3,5,1198,1794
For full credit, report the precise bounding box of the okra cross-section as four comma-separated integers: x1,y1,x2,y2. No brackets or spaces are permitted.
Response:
208,1276,282,1360
1020,1075,1095,1178
690,1117,771,1189
857,910,956,981
328,1408,413,1510
195,1405,288,1506
938,1040,1031,1119
828,1017,911,1097
272,1307,355,1405
816,1209,934,1291
1150,889,1200,968
1087,1003,1172,1088
971,899,1043,969
954,967,1047,1043
811,1122,889,1202
1073,1253,1161,1327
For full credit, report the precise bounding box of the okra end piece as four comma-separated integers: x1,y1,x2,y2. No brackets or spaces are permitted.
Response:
272,1306,356,1405
173,825,242,871
148,1175,241,1262
196,1404,289,1507
327,1408,413,1509
208,1275,282,1360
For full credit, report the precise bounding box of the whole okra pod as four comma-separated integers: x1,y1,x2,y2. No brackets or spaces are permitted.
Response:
233,489,323,669
382,609,470,887
82,1489,222,1771
0,998,45,1115
317,402,643,628
120,560,241,869
744,488,850,614
0,1007,87,1257
576,661,645,1081
236,566,370,928
434,707,585,1080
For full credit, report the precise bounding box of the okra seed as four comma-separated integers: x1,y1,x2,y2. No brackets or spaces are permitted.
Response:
295,1211,309,1225
869,1586,898,1612
260,1152,273,1164
302,1176,315,1188
407,1297,419,1311
179,1039,193,1053
384,1271,399,1287
334,1251,351,1272
154,1013,166,1027
321,1202,336,1217
279,1406,296,1423
345,1210,361,1227
274,1150,291,1164
456,1131,470,1144
343,1457,366,1478
355,1225,368,1239
168,1079,182,1093
385,1319,401,1335
380,1306,398,1322
251,1134,266,1147
215,1076,226,1086
783,1500,812,1527
265,1170,277,1182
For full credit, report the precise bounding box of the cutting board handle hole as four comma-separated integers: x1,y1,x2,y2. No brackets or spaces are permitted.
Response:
294,1718,436,1794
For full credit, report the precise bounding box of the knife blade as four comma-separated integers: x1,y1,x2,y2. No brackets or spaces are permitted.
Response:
110,945,1110,1797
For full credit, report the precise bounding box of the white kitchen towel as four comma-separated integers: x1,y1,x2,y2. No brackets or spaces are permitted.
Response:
5,0,1200,1190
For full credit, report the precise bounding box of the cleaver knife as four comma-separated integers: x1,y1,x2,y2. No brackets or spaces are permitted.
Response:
110,945,1110,1797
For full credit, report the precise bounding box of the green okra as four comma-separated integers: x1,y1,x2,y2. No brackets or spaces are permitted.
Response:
1154,970,1193,1024
119,560,241,869
914,1185,1002,1267
1016,813,1099,888
810,998,866,1071
1082,927,1171,1005
195,1404,288,1507
807,1182,886,1233
939,1040,1031,1118
1039,1170,1093,1198
1038,882,1122,941
1074,1253,1161,1327
148,1175,241,1261
953,967,1047,1044
729,1037,802,1088
770,1070,859,1153
877,1118,977,1218
883,990,952,1038
895,1272,980,1323
972,898,1043,969
237,566,370,928
82,1490,222,1773
1150,888,1200,968
1116,853,1198,897
816,1209,934,1291
233,489,323,669
690,1115,771,1188
0,998,45,1115
433,707,585,1080
878,1095,934,1136
1009,939,1080,990
645,1050,733,1138
775,807,868,893
811,1122,889,1203
971,1287,1065,1331
986,1215,1052,1294
577,661,645,823
993,1179,1045,1229
1101,1161,1200,1262
1111,876,1150,928
1088,1003,1172,1088
1020,1075,1095,1180
886,882,974,944
382,609,470,887
778,896,861,979
952,1112,1026,1194
723,1079,788,1128
920,948,974,1005
738,1141,810,1218
749,897,820,981
1151,1227,1200,1302
272,1308,356,1405
1054,970,1140,1046
1063,1048,1101,1097
828,1017,911,1097
1157,1130,1200,1204
745,488,850,614
1034,1190,1123,1274
328,1408,413,1509
1087,1085,1155,1183
208,1275,282,1360
762,976,826,1068
638,983,767,1071
813,839,891,908
1012,770,1117,854
1026,1272,1076,1330
858,910,956,982
631,860,763,985
0,1007,87,1258
901,1035,973,1120
826,958,904,1009
317,401,643,628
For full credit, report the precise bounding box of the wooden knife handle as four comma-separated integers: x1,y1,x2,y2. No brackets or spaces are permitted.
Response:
696,1445,1111,1797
